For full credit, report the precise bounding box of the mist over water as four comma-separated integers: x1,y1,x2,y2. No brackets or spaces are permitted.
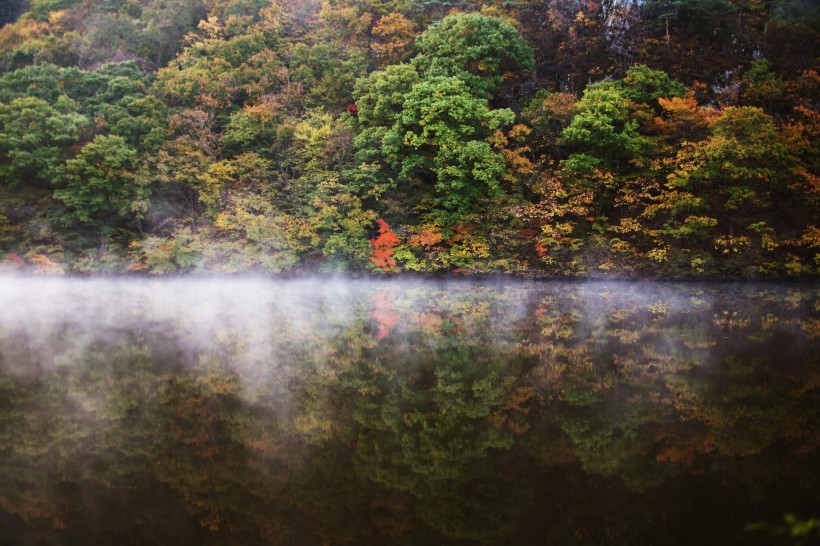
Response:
0,275,817,545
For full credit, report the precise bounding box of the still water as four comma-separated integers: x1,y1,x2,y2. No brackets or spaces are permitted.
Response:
0,276,817,545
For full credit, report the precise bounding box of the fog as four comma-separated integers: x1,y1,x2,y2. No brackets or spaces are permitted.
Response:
1,274,814,394
0,275,368,382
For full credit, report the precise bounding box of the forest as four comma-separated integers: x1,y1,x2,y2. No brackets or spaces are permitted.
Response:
0,0,817,277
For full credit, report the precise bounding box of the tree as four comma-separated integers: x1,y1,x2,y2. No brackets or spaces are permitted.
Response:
521,90,578,161
515,0,611,93
617,64,686,111
0,95,88,187
354,14,532,223
281,111,378,271
221,99,285,155
737,59,785,113
29,0,84,22
410,0,468,16
370,218,400,271
98,94,169,154
412,13,534,99
53,135,147,229
354,63,421,128
381,75,515,219
370,12,418,68
562,82,648,172
673,106,789,212
658,104,813,274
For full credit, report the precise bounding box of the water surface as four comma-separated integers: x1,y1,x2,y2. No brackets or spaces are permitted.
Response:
0,277,817,545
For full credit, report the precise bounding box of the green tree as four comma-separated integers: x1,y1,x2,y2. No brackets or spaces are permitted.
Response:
412,12,534,99
354,14,532,224
53,135,148,229
672,106,790,213
562,82,648,173
0,95,88,187
29,0,83,22
382,75,514,219
737,59,785,112
617,64,686,111
355,63,421,128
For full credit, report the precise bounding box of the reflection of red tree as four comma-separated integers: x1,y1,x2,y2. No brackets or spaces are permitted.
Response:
370,219,400,272
371,289,399,340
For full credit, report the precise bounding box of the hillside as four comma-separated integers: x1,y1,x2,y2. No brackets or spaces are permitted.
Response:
0,0,817,277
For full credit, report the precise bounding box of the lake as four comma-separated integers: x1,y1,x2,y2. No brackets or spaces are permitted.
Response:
0,276,817,545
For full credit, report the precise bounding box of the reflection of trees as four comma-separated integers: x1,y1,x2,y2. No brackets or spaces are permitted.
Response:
343,327,531,540
0,328,209,545
0,283,817,544
292,286,537,541
521,285,819,540
523,286,710,490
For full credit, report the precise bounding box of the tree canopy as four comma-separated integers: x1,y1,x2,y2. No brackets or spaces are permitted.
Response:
0,0,816,277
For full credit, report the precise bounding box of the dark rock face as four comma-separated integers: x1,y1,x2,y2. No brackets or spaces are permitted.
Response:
0,0,25,27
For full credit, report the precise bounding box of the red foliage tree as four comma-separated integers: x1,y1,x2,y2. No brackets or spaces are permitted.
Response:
370,219,400,272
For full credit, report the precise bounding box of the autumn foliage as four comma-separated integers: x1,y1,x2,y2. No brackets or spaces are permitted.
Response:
370,219,400,272
0,1,816,277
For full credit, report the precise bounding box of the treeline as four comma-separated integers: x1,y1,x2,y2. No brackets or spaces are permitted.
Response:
0,0,817,277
